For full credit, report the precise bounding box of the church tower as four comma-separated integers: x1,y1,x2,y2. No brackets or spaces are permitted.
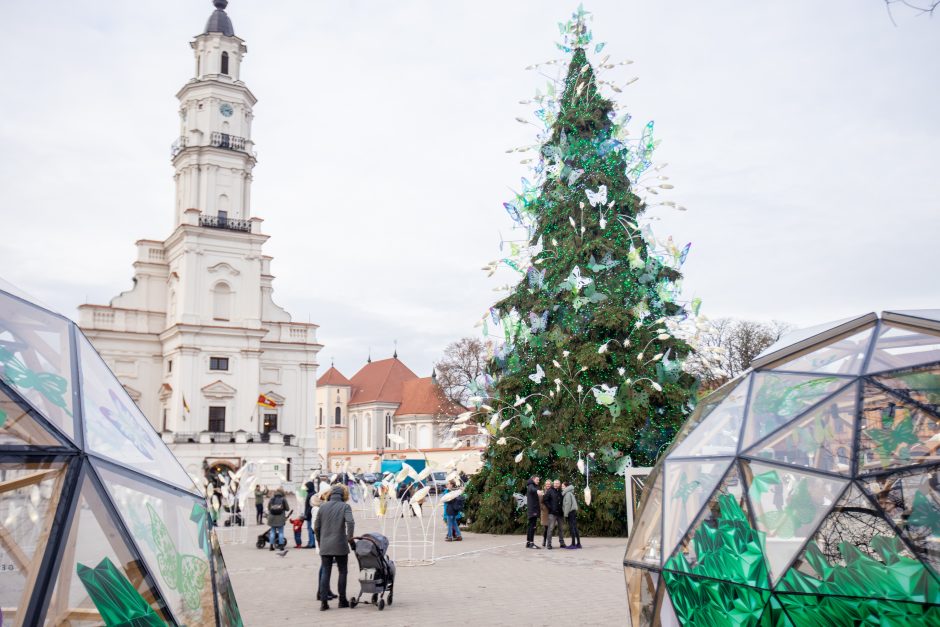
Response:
79,0,323,487
172,0,256,225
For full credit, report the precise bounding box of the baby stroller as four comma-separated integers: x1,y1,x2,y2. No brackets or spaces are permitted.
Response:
348,533,396,611
255,509,291,550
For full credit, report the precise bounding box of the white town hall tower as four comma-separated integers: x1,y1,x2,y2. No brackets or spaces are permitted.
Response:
79,0,323,484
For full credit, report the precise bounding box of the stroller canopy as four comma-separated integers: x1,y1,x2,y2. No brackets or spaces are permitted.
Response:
357,532,389,556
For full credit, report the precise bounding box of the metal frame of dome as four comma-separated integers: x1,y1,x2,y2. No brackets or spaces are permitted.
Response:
0,284,243,626
625,309,940,626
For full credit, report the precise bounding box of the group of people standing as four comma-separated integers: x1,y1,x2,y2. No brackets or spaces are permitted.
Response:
525,475,582,550
253,480,356,612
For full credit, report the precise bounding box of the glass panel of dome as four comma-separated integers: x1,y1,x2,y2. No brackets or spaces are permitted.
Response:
740,373,847,451
663,570,769,626
668,381,748,458
866,324,940,374
863,468,940,578
858,383,940,474
874,365,940,416
662,458,733,561
742,461,847,584
664,464,768,589
755,315,868,364
625,565,659,627
77,334,198,494
625,465,664,566
776,484,938,604
0,460,69,625
43,472,172,626
771,327,874,375
662,380,744,459
94,461,214,626
0,291,75,440
208,528,243,627
745,385,857,476
0,386,69,447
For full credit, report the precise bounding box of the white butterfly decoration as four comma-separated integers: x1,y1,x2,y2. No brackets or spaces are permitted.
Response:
387,433,405,444
585,185,608,207
529,364,545,384
591,384,618,406
564,266,593,292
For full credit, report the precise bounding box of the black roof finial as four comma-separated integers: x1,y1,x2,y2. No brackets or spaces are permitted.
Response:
205,0,235,36
367,347,372,364
393,340,398,359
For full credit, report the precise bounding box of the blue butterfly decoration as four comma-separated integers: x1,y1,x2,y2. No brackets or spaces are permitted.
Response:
529,311,549,334
527,267,546,289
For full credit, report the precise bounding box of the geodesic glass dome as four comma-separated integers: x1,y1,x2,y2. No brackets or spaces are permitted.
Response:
625,310,940,625
0,281,242,626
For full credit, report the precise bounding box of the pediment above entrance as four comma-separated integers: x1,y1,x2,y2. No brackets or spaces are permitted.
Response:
202,379,237,399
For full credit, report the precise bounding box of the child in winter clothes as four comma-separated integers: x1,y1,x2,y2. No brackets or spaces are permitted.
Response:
290,516,305,548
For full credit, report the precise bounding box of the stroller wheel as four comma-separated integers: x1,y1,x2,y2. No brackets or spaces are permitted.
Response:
388,592,393,606
255,539,265,549
378,599,385,611
349,598,358,609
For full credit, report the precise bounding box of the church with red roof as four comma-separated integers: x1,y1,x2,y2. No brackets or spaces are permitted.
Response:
315,354,475,472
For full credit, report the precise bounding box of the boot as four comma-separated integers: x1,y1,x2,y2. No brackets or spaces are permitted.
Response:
547,543,553,550
320,602,329,612
338,598,350,609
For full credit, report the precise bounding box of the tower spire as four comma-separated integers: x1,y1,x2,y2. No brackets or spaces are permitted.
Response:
393,340,398,359
205,0,235,37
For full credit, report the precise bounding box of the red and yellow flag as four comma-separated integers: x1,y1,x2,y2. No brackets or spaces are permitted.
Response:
257,394,277,409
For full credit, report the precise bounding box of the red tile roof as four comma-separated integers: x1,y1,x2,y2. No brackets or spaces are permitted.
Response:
395,377,466,417
349,358,418,405
317,366,351,387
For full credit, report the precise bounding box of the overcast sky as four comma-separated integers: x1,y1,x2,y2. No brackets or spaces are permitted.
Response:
1,0,937,377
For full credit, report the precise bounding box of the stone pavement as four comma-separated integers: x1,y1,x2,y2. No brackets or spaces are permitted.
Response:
222,501,628,626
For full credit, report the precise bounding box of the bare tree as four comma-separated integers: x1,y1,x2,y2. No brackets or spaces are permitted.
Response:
685,318,791,391
885,0,939,24
435,337,490,406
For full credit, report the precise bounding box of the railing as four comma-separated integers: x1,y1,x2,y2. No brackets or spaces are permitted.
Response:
210,132,248,152
166,431,295,446
170,136,188,157
198,214,251,233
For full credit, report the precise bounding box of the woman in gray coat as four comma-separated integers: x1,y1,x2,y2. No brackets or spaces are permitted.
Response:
562,481,582,549
314,485,355,611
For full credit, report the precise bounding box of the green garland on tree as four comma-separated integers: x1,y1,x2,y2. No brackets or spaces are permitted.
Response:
465,6,700,537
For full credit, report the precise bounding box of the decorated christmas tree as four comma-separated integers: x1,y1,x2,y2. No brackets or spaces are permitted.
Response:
465,6,701,536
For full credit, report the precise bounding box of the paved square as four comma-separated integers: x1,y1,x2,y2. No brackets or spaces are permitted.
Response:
224,500,628,625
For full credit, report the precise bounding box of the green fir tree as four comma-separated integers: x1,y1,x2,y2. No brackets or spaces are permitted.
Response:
466,6,699,537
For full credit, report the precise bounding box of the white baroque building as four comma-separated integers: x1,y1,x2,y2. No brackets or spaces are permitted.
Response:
79,0,322,485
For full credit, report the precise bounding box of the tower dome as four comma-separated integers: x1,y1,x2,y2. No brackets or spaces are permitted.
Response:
204,0,235,37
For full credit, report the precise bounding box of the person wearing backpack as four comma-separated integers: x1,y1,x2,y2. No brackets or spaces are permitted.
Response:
267,488,288,551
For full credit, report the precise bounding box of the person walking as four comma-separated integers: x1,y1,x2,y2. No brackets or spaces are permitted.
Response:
314,485,355,611
443,482,465,541
303,480,317,549
266,488,288,551
254,484,268,525
544,479,566,550
525,475,541,549
562,481,581,549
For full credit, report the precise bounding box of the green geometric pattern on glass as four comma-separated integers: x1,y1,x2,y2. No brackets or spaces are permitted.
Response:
741,374,845,450
664,492,769,589
662,569,769,626
864,469,940,580
757,595,793,627
778,594,940,625
662,458,733,561
778,532,940,603
858,384,940,473
744,384,856,476
76,557,165,627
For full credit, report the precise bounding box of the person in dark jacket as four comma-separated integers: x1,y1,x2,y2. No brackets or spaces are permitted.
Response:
543,479,566,550
525,476,541,549
266,488,288,550
303,480,317,548
443,482,465,541
314,485,355,611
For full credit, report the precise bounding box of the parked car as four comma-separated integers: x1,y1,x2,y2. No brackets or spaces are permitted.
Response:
427,471,449,495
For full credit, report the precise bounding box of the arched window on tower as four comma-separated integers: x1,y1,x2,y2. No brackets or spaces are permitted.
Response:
334,406,341,426
212,282,232,321
221,52,229,75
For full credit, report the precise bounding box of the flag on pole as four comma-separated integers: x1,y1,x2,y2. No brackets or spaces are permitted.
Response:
257,394,277,409
182,394,190,414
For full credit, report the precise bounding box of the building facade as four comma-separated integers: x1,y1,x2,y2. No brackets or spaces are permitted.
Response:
316,356,484,474
79,1,322,485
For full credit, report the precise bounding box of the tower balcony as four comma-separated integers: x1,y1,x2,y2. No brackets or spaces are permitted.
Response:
170,136,188,157
198,213,252,232
210,131,250,153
